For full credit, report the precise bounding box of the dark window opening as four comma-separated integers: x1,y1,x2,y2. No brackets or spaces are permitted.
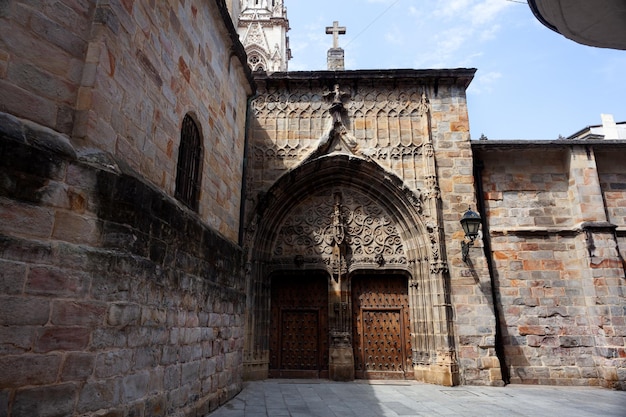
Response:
175,114,203,211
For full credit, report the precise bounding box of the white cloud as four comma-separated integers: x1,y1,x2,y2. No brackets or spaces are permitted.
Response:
468,70,503,94
407,0,515,68
480,23,501,41
384,26,404,45
433,0,512,24
433,0,473,19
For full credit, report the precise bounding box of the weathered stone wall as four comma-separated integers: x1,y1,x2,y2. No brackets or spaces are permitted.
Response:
244,72,476,234
0,0,93,134
0,113,246,416
474,144,626,389
597,149,626,260
0,0,253,241
432,89,500,386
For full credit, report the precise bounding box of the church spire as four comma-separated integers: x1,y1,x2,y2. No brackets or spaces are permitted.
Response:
326,21,346,71
237,0,291,72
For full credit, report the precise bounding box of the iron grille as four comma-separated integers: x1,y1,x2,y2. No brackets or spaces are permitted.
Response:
175,114,202,210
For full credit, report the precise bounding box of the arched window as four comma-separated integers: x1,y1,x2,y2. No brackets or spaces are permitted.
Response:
248,54,266,72
175,114,203,211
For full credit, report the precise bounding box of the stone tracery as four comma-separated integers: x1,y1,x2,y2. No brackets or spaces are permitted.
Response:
272,190,408,271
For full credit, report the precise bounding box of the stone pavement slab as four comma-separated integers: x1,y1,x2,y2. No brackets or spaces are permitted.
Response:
207,379,626,417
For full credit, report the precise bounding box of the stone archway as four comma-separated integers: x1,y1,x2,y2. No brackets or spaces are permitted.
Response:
243,154,458,385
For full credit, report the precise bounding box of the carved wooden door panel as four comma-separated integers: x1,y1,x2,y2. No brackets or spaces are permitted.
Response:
279,310,319,370
269,272,329,378
352,274,412,379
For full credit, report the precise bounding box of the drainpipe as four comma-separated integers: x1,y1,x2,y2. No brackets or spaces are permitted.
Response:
474,159,510,385
238,94,255,246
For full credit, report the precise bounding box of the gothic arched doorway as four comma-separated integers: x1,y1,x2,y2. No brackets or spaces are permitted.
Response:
244,154,457,384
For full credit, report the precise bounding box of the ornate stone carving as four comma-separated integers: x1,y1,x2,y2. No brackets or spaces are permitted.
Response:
272,190,408,269
331,193,345,246
331,330,351,347
323,84,351,123
251,88,429,123
426,221,448,274
417,92,430,116
243,22,268,50
247,89,435,246
424,174,440,200
250,88,431,173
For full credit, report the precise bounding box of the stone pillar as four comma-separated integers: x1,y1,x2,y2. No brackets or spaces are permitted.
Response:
329,330,355,381
568,146,626,389
327,48,345,70
568,146,608,224
328,230,354,381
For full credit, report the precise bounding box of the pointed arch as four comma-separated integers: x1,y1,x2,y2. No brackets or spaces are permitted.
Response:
251,154,427,266
245,46,270,72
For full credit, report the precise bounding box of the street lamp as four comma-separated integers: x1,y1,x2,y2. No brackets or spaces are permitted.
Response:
460,207,481,263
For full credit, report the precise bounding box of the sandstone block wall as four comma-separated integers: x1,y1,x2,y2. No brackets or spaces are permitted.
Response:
0,114,247,416
0,1,93,135
474,144,626,389
430,85,502,386
0,0,253,241
597,149,626,261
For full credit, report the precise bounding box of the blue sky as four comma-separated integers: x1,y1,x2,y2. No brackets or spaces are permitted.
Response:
284,0,626,140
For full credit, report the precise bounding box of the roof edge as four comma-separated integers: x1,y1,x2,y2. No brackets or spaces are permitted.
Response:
215,0,256,94
254,68,477,89
472,139,626,150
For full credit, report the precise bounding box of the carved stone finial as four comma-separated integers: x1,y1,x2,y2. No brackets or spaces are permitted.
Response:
323,84,350,123
332,192,345,246
417,92,430,116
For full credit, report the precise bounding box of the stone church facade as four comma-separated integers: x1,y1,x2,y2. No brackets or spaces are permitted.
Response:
240,70,485,386
0,0,624,416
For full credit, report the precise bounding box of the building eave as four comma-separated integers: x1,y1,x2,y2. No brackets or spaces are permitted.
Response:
472,139,626,152
216,0,257,94
254,68,477,90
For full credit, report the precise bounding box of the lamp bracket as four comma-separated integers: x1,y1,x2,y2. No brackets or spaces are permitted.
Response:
461,239,473,263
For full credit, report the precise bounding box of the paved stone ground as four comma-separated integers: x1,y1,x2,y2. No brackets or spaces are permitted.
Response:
207,379,626,417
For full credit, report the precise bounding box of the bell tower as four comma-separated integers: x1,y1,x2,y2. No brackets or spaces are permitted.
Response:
238,0,292,72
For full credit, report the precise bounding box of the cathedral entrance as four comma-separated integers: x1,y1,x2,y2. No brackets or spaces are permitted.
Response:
352,274,412,380
269,271,329,378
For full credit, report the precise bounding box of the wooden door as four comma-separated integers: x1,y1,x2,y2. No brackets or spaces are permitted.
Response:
269,272,329,378
352,274,412,379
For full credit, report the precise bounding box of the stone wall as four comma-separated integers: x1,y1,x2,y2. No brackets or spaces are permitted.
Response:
0,0,92,134
0,113,246,416
430,84,501,386
597,149,626,261
0,0,253,241
474,143,626,389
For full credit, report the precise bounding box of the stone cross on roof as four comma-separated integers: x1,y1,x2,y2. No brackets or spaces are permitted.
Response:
325,21,346,49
